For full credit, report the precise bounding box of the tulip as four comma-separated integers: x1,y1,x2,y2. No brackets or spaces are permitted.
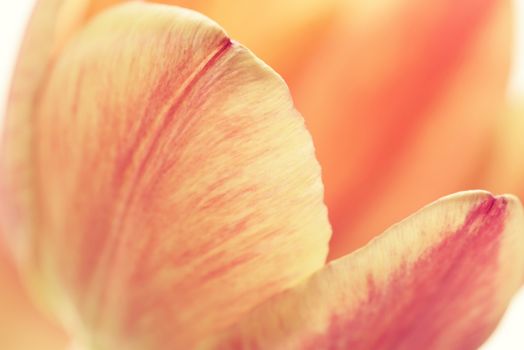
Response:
0,1,523,350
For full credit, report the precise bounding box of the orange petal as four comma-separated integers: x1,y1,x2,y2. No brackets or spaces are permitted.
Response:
289,0,512,258
4,2,331,348
210,192,524,349
0,241,68,350
482,101,524,200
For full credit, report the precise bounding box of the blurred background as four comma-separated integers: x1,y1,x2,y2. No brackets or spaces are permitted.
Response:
1,0,524,349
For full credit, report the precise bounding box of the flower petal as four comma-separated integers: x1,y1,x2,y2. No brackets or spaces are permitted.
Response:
0,242,68,350
2,0,64,257
209,191,524,350
2,0,113,259
483,102,524,200
290,0,512,258
7,2,331,348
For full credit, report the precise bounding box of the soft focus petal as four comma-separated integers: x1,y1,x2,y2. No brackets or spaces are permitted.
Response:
291,0,512,258
210,192,524,350
2,0,131,257
483,101,524,200
1,0,64,256
0,241,68,350
4,2,331,349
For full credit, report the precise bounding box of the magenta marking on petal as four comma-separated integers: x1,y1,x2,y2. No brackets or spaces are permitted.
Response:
305,196,508,350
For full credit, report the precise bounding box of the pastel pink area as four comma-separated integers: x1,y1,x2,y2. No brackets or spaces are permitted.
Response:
305,196,508,350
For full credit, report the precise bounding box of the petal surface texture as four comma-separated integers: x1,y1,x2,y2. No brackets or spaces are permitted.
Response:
9,2,331,349
210,192,524,350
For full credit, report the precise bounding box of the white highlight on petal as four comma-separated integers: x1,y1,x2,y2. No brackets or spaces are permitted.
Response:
481,287,524,350
0,0,33,134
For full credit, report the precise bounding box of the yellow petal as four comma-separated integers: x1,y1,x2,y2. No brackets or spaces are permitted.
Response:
2,0,64,257
210,192,524,349
482,101,524,200
4,2,331,348
0,242,68,350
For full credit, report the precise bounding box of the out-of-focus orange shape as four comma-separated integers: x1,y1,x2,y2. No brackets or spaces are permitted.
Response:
483,101,524,199
296,0,512,259
0,242,68,350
